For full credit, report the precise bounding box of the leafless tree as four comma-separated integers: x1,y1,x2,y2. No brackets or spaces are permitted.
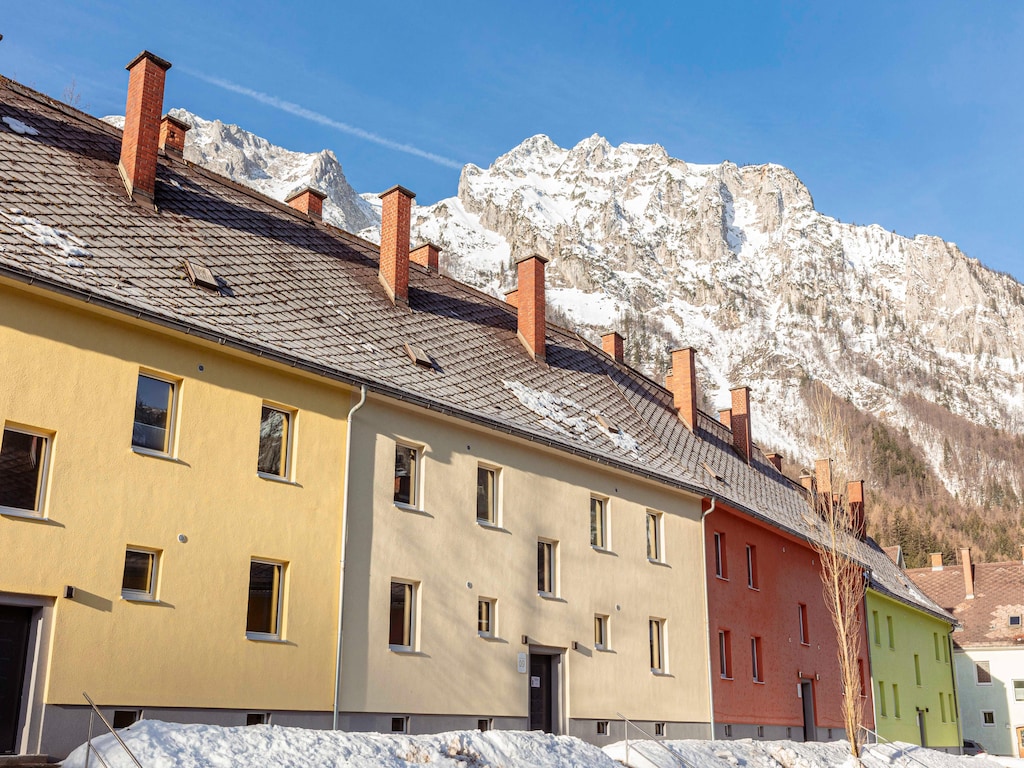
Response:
806,386,867,759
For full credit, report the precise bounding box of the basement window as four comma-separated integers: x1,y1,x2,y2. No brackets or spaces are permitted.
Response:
112,710,140,729
185,259,219,291
404,343,433,369
1010,615,1022,628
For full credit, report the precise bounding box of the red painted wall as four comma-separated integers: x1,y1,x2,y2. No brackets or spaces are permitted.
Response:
706,502,875,732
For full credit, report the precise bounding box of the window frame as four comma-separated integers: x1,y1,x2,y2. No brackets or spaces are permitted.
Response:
886,615,895,650
121,546,160,601
1014,680,1024,702
131,370,179,457
476,464,499,526
751,635,764,683
914,654,921,686
646,510,664,563
594,613,610,651
393,442,422,509
798,604,809,646
257,402,295,481
713,532,727,579
746,544,758,589
537,539,558,597
873,611,881,646
649,618,667,674
0,424,53,518
878,680,887,717
892,683,901,719
590,494,610,550
246,559,285,641
477,597,496,638
719,630,733,679
981,709,995,727
388,579,418,651
976,660,992,685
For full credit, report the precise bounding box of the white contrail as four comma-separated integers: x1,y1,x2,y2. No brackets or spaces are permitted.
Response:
179,68,464,169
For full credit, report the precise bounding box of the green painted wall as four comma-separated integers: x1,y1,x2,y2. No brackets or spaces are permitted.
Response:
865,590,959,748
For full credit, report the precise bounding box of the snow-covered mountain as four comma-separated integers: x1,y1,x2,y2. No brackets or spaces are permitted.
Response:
115,113,1023,543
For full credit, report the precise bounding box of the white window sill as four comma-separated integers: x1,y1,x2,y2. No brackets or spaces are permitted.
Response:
394,502,430,517
647,558,670,568
476,520,507,532
246,632,285,643
747,585,760,591
591,546,617,556
257,472,298,486
651,670,673,677
389,645,424,655
131,447,184,463
0,507,47,521
121,593,159,603
595,645,614,653
753,680,766,685
800,642,811,647
537,593,566,603
714,574,728,581
720,675,734,681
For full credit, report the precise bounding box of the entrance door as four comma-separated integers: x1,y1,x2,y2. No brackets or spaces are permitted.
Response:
528,654,554,732
800,680,815,742
1016,725,1024,758
0,607,32,754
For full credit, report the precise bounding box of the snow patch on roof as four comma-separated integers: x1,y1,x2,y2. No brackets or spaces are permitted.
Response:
2,116,39,135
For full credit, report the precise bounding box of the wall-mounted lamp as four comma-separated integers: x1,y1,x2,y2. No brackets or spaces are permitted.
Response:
63,585,76,599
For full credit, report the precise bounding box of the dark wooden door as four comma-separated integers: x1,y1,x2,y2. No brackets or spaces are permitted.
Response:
0,606,31,754
529,654,553,732
800,681,815,742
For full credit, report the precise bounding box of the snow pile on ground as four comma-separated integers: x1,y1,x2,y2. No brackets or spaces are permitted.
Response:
62,721,619,768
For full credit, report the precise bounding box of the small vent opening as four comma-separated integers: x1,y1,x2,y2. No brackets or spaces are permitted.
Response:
185,259,219,291
404,343,433,369
594,413,620,434
701,461,725,483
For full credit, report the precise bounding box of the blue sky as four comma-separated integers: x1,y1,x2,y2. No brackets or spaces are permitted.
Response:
3,2,1023,282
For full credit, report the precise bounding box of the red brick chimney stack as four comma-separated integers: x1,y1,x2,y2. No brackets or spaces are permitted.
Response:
815,458,833,499
930,552,943,570
379,185,415,304
731,386,752,463
285,187,327,221
410,243,440,272
120,51,172,205
960,547,974,599
766,453,783,472
602,332,624,363
504,289,519,308
719,409,732,430
516,254,548,362
847,479,865,538
665,348,698,431
159,114,190,156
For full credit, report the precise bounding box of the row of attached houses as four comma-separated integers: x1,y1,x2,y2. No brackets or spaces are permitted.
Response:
0,51,959,759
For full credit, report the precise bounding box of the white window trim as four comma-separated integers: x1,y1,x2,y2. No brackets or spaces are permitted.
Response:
478,596,497,639
746,544,758,590
388,579,419,652
1014,680,1024,702
131,370,180,458
537,539,559,598
393,442,423,510
798,604,809,646
475,463,501,527
976,660,993,686
981,710,995,726
647,510,665,563
246,559,285,642
595,613,610,651
719,630,733,679
713,532,727,579
0,423,53,519
650,617,668,674
121,546,160,602
590,494,611,551
256,402,296,482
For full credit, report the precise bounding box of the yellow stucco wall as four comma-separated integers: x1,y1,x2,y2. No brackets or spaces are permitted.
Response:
339,399,711,726
0,281,351,710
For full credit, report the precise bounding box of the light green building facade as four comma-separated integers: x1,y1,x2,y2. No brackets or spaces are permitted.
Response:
866,588,960,749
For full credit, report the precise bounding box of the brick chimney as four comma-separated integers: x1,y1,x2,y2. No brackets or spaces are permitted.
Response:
410,243,440,271
815,459,833,504
960,547,974,599
930,553,944,570
799,473,814,494
665,348,698,431
766,453,783,472
719,409,732,430
285,187,327,220
379,185,415,304
516,254,548,361
119,51,172,205
504,289,519,308
731,387,752,463
159,114,189,156
602,332,624,363
847,480,865,538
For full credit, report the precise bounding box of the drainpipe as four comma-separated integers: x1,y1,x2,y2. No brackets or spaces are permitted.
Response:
701,497,717,739
333,385,367,731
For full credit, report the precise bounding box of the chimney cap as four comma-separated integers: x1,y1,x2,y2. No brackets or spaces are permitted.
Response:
285,186,328,204
516,253,550,265
669,345,697,355
412,241,442,253
126,50,172,72
161,113,191,132
379,184,416,200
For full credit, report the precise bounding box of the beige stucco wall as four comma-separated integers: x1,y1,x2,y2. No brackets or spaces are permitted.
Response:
0,282,351,711
340,398,710,727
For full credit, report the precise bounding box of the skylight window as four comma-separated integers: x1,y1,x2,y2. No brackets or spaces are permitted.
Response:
404,343,433,369
185,259,219,291
594,413,620,433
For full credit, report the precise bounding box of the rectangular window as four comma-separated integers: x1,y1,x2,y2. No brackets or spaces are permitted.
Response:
246,560,283,639
798,604,809,645
714,532,727,578
746,545,758,589
650,619,665,673
257,405,292,478
590,495,608,549
949,693,956,721
476,466,497,524
112,710,140,729
942,637,949,663
389,581,415,650
976,660,992,684
1014,680,1024,702
246,712,270,726
892,683,901,718
982,710,995,726
914,654,921,685
878,681,887,717
757,725,765,738
940,693,947,722
1010,615,1022,628
394,444,419,507
719,630,733,678
873,611,881,645
858,659,867,696
391,716,409,733
132,372,176,454
478,719,492,731
596,720,609,735
886,615,895,649
121,548,158,600
654,722,666,737
595,614,609,650
646,511,663,562
751,636,763,682
933,632,940,660
537,540,556,596
478,598,495,637
0,426,50,516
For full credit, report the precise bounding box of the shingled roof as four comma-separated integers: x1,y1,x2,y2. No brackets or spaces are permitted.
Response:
907,557,1024,648
0,74,950,624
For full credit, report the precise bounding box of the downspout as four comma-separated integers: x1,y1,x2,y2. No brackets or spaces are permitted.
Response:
333,385,367,730
947,629,963,753
701,497,717,739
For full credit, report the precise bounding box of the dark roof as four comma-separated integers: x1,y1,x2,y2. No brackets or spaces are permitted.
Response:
0,75,951,624
907,559,1024,648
